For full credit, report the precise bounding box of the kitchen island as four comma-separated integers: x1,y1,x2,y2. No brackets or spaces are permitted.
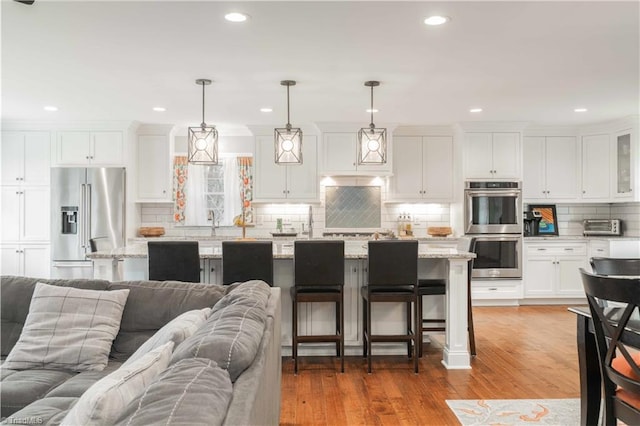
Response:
89,240,475,369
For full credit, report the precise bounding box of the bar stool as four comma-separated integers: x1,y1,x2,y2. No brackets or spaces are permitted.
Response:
222,241,274,286
148,241,201,283
417,237,477,357
291,240,345,374
362,240,419,374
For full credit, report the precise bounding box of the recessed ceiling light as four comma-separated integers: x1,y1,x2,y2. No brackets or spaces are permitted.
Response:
260,107,273,113
366,108,379,113
574,108,588,112
153,107,166,112
470,108,483,113
43,105,58,111
225,12,249,22
424,16,450,26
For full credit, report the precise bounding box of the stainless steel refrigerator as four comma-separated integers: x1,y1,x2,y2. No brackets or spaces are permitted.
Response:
51,167,125,278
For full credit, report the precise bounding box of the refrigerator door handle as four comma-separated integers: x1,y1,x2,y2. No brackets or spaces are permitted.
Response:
87,183,92,250
80,184,86,249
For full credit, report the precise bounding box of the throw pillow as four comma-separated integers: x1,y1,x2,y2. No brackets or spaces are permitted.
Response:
122,307,212,367
3,282,130,372
171,281,270,382
113,358,233,426
60,341,174,426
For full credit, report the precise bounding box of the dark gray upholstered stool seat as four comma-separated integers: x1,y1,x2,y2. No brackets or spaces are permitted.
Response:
147,241,201,283
221,241,274,285
291,240,345,374
361,240,419,374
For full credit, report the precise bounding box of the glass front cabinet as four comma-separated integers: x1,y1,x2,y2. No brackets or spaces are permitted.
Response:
613,129,636,200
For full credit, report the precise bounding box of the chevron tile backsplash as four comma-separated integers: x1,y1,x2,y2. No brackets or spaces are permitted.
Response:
325,186,381,228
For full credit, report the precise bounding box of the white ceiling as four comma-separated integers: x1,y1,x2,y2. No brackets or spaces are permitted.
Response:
2,1,639,134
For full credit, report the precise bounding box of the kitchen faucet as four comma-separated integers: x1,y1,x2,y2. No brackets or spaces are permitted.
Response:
209,210,218,237
308,205,313,239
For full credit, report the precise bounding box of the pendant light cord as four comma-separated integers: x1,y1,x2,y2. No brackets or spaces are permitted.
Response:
201,81,206,128
370,84,375,130
286,84,291,130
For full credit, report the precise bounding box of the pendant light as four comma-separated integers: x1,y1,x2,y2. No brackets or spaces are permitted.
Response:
357,81,387,165
274,80,303,165
188,79,218,164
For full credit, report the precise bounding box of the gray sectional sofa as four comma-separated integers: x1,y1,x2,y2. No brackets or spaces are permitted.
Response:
0,276,282,425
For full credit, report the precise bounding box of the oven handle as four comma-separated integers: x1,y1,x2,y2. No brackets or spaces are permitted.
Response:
473,235,522,242
465,190,521,197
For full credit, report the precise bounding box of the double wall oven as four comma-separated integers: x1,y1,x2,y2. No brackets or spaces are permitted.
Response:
464,181,522,279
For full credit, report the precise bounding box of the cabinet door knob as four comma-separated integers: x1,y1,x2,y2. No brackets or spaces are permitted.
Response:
210,267,215,272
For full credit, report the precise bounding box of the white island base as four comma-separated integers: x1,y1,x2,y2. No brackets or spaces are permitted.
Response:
92,245,474,370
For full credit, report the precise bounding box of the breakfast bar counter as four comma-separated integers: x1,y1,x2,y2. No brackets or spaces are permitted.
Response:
89,241,475,369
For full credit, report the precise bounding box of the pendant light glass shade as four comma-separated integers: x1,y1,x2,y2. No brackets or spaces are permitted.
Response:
188,79,218,164
358,81,387,165
275,80,303,164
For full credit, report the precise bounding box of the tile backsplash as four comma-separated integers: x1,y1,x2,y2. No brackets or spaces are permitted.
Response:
528,202,640,237
325,186,381,228
139,201,638,238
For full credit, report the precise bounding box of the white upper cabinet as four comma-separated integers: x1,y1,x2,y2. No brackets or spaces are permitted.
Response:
463,132,520,179
137,134,172,202
390,136,453,201
254,135,318,201
322,132,392,175
57,131,123,166
581,134,610,200
1,131,50,186
522,136,579,201
612,128,637,201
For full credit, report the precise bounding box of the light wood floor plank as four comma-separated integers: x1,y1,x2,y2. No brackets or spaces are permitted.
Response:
281,305,580,425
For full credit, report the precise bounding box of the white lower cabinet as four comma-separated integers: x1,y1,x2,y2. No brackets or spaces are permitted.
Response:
201,259,222,284
1,244,50,278
524,241,588,298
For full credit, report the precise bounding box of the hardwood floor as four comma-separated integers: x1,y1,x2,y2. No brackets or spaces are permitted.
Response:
280,305,580,425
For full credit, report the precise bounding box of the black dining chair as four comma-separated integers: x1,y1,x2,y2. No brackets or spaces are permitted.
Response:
590,257,640,276
417,237,477,357
222,241,274,286
291,240,345,374
362,240,419,374
147,241,201,283
579,268,640,426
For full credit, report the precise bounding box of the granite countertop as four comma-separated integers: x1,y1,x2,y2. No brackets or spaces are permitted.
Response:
129,235,461,243
88,241,475,261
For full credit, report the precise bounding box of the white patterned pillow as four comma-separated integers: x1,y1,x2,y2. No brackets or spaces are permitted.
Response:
122,307,212,367
60,341,174,426
3,282,130,371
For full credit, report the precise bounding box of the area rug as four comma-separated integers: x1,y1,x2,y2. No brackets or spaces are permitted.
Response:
446,399,580,425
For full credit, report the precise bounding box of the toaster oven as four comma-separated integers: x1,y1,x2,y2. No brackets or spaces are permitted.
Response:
583,219,622,236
